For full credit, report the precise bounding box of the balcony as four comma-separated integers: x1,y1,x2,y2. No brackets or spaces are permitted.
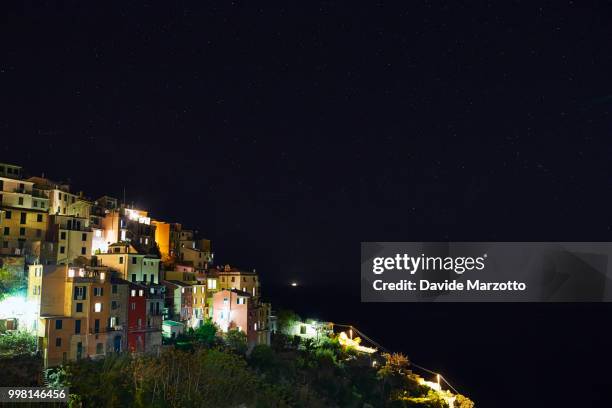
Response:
89,326,124,335
126,325,162,333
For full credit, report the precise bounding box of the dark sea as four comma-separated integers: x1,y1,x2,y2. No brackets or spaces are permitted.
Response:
267,284,611,408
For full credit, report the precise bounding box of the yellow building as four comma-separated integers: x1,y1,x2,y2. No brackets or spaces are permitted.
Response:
0,165,50,263
216,265,260,299
28,264,127,367
0,207,49,261
96,242,161,284
26,176,80,216
191,283,207,327
41,214,93,265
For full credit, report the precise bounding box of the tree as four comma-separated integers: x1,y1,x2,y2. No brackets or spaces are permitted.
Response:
454,394,475,408
44,365,70,389
249,344,276,372
271,331,289,352
276,309,301,334
193,319,218,347
0,331,36,356
378,353,412,404
225,329,247,355
132,348,289,407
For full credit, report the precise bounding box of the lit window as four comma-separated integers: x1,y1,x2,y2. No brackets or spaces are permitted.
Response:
254,323,258,331
68,268,75,278
94,303,102,312
131,289,136,297
139,290,143,297
100,272,105,280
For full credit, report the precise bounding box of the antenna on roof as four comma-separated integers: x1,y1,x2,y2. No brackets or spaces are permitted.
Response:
123,186,126,206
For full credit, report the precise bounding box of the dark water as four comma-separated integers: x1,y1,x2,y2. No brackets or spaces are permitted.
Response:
267,284,611,408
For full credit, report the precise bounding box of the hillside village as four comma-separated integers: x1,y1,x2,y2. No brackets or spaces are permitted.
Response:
0,161,473,407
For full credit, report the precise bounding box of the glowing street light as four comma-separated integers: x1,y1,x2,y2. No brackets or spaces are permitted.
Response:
291,282,298,287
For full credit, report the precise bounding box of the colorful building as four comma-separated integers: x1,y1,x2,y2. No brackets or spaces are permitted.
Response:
162,280,193,323
2,162,275,361
211,289,270,346
100,206,157,255
152,220,183,263
127,283,147,352
28,264,125,367
215,264,261,299
41,214,92,265
96,242,160,284
0,167,50,264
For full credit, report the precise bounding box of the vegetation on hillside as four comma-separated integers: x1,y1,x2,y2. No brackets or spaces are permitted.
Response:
40,313,473,407
0,331,40,386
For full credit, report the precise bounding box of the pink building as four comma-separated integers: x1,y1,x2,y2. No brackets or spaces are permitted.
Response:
212,289,258,344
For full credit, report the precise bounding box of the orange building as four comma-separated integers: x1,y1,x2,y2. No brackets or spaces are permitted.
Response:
28,264,127,367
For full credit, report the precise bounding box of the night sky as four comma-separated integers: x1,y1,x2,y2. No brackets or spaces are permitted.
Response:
3,2,612,406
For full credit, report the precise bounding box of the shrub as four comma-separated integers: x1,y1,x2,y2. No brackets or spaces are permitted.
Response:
225,328,247,354
0,331,36,355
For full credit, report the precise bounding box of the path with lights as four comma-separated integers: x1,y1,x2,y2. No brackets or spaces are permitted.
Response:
332,322,460,396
